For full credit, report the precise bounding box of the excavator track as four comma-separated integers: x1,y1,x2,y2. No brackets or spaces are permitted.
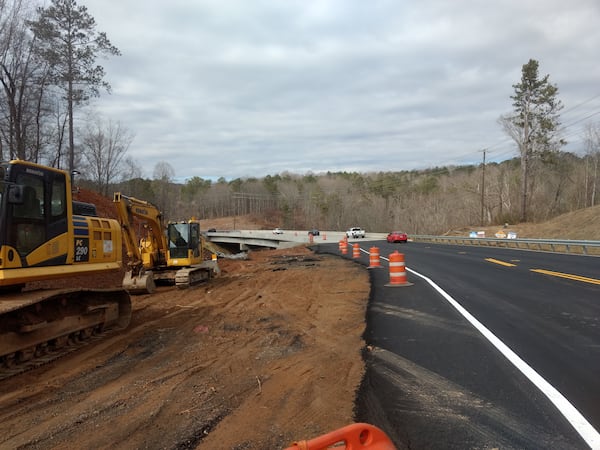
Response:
0,288,131,381
0,325,116,381
175,260,220,289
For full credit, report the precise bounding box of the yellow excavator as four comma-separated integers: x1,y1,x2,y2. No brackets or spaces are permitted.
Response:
113,192,219,294
0,160,131,373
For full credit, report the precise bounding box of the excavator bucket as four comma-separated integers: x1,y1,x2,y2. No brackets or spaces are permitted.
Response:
285,423,396,450
122,270,156,295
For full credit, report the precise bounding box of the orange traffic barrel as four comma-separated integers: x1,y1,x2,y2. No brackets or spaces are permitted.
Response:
341,240,348,255
352,243,360,258
368,246,381,268
285,422,395,450
385,251,413,287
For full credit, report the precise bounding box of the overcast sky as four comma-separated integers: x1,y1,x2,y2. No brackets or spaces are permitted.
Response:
82,0,600,181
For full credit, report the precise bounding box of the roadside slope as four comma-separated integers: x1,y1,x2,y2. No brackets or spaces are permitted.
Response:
0,247,369,449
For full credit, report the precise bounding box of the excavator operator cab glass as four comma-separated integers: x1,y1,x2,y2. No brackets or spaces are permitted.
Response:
168,222,190,258
6,184,23,204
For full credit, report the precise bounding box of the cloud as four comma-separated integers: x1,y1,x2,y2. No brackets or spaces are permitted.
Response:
83,0,600,180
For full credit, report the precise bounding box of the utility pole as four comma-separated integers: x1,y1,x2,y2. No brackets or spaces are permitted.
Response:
480,149,486,226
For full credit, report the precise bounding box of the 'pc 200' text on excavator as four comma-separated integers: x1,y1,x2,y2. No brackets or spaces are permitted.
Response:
0,160,132,377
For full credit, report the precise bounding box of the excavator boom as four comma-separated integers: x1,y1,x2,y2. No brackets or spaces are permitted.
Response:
113,193,218,294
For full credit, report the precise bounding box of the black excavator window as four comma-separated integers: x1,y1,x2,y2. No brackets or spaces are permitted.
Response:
11,174,45,255
168,223,190,259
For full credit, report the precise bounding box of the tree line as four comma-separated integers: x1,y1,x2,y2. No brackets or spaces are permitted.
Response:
102,148,598,236
2,2,599,235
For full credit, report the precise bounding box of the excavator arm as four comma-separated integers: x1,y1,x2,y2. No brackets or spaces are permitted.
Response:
113,192,219,294
113,192,169,294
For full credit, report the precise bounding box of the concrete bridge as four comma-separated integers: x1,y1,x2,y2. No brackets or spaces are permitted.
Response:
205,229,383,250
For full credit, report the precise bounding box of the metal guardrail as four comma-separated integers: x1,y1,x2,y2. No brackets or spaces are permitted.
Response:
411,235,600,256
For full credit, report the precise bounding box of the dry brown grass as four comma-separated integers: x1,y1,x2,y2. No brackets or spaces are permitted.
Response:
451,205,600,240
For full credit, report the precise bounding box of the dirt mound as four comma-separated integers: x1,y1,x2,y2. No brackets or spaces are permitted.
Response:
73,189,118,219
0,247,369,449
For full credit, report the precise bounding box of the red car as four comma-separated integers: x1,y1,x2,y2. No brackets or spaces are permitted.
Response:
387,231,408,243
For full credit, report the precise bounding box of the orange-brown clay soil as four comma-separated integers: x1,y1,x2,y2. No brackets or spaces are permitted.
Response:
0,246,370,449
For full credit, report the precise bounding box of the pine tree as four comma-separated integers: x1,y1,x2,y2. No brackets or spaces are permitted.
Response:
28,0,120,175
506,59,564,222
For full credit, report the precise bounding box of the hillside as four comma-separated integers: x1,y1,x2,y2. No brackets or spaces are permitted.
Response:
452,205,600,241
74,188,599,240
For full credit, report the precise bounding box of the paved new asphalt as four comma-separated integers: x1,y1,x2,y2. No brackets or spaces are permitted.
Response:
314,241,599,449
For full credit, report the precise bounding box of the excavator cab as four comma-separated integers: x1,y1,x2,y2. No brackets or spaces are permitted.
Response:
0,161,68,272
0,160,123,289
167,221,202,265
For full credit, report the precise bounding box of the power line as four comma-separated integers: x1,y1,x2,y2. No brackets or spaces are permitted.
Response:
561,110,600,131
477,92,600,161
560,92,600,116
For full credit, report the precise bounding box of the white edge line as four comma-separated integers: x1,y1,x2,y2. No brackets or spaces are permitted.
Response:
397,265,600,449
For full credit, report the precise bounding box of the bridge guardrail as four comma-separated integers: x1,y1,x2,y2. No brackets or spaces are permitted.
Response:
411,235,600,256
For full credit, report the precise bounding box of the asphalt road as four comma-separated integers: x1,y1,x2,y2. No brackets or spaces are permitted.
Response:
315,241,600,449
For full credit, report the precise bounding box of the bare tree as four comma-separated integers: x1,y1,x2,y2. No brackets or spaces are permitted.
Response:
152,161,175,217
121,155,143,180
80,115,134,195
0,0,51,161
28,0,120,174
153,160,175,182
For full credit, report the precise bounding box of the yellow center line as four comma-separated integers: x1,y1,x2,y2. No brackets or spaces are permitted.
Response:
485,258,516,267
531,269,600,285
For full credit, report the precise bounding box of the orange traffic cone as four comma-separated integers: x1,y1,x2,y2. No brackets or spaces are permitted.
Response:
285,422,395,450
368,246,382,268
385,251,413,287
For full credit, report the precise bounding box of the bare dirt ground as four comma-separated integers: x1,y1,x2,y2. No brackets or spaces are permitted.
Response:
0,246,369,449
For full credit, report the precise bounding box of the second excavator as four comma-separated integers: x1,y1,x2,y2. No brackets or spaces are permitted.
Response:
113,193,219,294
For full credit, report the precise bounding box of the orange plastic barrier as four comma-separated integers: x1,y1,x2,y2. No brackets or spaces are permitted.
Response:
341,240,348,255
285,422,396,450
385,251,413,287
368,246,381,268
352,243,360,258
